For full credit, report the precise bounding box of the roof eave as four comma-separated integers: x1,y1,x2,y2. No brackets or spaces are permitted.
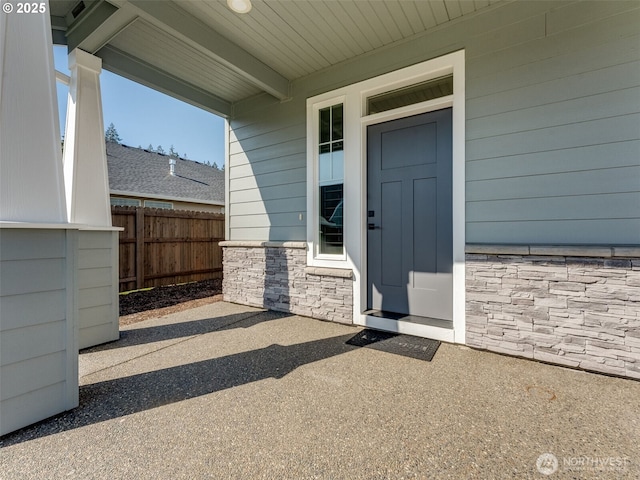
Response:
110,190,225,206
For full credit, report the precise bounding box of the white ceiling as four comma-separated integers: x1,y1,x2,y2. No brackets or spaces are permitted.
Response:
51,0,502,117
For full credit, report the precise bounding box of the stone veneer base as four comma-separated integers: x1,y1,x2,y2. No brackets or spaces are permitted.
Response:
223,241,639,379
222,242,353,324
466,245,640,379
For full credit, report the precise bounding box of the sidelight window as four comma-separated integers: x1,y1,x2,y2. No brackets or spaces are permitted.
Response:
318,104,344,255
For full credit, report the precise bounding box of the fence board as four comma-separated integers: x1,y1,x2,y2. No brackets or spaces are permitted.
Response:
111,206,225,292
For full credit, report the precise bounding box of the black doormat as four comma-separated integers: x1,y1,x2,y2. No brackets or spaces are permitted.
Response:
346,329,440,362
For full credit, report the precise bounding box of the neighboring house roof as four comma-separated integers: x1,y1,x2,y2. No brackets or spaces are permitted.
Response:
107,142,224,205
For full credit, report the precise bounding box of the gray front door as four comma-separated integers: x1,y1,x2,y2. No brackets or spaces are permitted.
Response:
367,108,453,321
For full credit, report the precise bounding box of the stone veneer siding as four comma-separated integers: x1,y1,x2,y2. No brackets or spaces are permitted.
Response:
221,241,353,324
465,245,640,379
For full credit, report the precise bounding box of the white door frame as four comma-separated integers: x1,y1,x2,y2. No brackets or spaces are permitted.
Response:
306,50,466,343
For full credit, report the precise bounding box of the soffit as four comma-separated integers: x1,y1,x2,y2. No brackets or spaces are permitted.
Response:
51,0,502,117
108,18,262,103
178,0,500,80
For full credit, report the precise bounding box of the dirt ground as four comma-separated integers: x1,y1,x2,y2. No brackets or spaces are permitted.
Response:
119,278,223,326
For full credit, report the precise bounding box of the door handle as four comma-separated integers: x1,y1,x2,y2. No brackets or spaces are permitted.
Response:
368,223,380,230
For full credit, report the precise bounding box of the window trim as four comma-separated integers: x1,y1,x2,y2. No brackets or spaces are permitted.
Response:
306,50,466,343
143,200,174,209
110,197,141,207
307,95,347,265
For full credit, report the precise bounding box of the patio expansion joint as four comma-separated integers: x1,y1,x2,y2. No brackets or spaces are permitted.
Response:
81,310,267,380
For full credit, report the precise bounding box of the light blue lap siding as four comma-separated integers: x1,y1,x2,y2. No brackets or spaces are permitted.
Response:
228,0,640,244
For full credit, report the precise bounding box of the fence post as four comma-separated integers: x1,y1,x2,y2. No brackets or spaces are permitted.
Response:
136,207,145,289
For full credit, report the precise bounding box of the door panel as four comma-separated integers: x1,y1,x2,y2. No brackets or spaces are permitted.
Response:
381,181,402,287
381,123,437,170
367,108,453,321
413,177,437,286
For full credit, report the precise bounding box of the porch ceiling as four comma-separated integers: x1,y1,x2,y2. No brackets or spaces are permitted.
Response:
50,0,500,117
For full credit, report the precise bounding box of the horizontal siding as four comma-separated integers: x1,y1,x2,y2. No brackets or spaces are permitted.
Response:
545,0,639,35
229,83,308,240
0,258,65,296
229,182,306,204
229,124,305,155
467,141,640,181
230,138,305,167
78,285,113,309
77,231,118,350
0,229,65,260
467,59,640,120
78,230,114,249
0,383,68,437
230,153,305,180
467,87,640,141
463,1,640,243
230,96,307,137
0,351,66,402
79,305,115,329
468,219,640,245
0,290,66,331
230,197,307,216
1,320,66,366
230,212,304,229
467,192,640,222
466,114,640,162
229,0,640,244
467,167,640,201
78,248,112,269
467,7,640,82
230,167,306,192
77,267,113,289
0,230,75,436
229,226,306,241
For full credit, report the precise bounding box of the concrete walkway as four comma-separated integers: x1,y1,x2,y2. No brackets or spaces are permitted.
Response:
1,302,638,479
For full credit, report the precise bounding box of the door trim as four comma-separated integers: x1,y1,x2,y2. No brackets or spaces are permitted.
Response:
359,53,465,344
361,101,458,343
306,50,466,343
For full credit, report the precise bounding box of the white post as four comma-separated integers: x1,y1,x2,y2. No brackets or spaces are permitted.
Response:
63,48,112,226
0,0,80,437
0,1,67,223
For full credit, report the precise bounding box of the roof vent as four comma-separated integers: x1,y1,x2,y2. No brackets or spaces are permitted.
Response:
169,157,177,176
72,1,86,18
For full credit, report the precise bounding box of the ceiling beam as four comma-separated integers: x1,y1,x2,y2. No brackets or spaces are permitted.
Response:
75,7,139,54
127,0,290,101
51,14,68,45
98,45,232,118
65,0,119,51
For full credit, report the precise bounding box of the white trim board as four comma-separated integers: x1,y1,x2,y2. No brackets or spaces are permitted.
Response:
110,190,224,207
306,50,466,344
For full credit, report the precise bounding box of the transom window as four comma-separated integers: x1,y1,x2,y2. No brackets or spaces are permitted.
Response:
366,74,453,115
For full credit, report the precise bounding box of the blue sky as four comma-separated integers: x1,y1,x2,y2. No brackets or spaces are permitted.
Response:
53,46,225,166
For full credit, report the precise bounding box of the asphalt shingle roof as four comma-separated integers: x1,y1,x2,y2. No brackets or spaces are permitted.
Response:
107,142,224,204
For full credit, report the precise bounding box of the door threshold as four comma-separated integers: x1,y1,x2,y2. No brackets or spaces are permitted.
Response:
363,310,453,329
361,312,455,343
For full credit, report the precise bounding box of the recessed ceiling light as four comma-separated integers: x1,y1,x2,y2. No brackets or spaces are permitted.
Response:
227,0,252,14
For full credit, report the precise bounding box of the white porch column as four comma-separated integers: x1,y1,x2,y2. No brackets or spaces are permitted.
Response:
0,1,80,437
62,49,119,351
0,1,67,222
63,49,112,226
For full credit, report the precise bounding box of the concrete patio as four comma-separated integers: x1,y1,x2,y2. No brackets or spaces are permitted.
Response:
1,301,638,479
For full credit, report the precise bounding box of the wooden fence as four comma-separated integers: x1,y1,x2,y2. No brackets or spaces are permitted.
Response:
111,206,225,292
